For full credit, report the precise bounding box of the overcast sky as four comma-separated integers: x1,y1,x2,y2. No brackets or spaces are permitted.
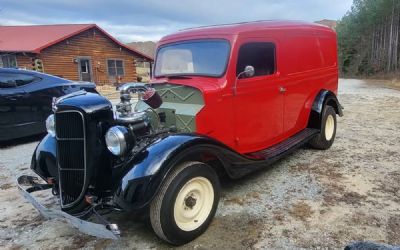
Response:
0,0,353,42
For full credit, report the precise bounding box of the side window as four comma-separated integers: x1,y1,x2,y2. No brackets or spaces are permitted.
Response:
107,59,125,76
236,42,276,77
0,73,38,88
0,55,17,68
0,73,17,88
14,74,38,86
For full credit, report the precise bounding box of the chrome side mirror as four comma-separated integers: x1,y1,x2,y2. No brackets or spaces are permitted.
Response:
233,65,256,96
243,65,255,78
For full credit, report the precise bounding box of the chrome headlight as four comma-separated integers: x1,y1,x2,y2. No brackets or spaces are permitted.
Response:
105,126,132,156
46,114,55,136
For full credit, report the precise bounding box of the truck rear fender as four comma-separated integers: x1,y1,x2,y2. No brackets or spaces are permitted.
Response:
308,89,343,129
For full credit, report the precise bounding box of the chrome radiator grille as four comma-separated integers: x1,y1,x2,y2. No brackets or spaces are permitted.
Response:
55,111,86,208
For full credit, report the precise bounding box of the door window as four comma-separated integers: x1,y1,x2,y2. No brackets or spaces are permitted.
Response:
80,60,89,73
0,73,38,88
78,58,92,82
236,42,276,77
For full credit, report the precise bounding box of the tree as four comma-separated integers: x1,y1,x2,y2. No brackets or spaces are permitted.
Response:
337,0,400,76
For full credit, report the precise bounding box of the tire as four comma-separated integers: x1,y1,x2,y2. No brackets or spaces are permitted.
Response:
150,161,220,245
309,105,337,150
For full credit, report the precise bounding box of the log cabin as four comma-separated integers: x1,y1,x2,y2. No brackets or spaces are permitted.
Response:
0,24,153,85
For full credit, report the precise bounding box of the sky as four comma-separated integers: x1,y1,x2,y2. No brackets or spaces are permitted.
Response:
0,0,353,42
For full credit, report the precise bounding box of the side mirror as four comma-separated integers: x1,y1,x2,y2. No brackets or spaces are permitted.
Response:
243,65,255,78
233,65,255,96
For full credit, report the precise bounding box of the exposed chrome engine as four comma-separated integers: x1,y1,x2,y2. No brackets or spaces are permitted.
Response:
106,83,166,156
115,83,161,123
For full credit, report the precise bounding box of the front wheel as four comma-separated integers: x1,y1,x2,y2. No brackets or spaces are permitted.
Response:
309,105,337,150
150,161,220,245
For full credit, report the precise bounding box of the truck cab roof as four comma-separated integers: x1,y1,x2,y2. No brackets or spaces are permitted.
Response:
159,20,335,44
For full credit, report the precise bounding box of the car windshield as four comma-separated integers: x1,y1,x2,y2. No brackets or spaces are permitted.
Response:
154,40,230,77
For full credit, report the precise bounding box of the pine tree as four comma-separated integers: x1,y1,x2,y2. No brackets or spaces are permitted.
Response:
337,0,400,76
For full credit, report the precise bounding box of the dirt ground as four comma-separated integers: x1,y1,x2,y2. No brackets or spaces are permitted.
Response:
363,78,400,91
0,79,399,249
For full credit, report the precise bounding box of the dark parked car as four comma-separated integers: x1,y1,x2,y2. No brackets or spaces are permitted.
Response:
0,68,96,141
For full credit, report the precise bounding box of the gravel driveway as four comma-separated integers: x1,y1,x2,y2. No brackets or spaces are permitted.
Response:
1,79,399,249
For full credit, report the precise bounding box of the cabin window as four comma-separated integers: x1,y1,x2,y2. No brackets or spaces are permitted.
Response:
107,59,125,76
0,55,17,68
236,42,276,77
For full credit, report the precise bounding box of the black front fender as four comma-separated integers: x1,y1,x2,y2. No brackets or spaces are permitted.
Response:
113,133,245,211
31,134,58,181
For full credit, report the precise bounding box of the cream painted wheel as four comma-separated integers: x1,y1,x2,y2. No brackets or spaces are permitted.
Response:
309,105,337,150
325,114,335,140
174,177,214,231
150,161,220,245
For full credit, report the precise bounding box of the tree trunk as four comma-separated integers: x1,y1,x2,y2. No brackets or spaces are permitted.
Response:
394,1,399,71
387,0,395,72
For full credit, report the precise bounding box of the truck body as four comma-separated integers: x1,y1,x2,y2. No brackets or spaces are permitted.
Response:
17,20,342,245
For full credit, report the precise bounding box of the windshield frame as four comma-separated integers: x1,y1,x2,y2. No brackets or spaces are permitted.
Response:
154,38,231,78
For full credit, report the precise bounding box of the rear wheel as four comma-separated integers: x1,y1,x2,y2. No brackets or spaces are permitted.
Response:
150,161,220,245
309,105,337,150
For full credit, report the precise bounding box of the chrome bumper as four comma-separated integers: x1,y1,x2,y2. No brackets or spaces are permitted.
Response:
17,175,120,240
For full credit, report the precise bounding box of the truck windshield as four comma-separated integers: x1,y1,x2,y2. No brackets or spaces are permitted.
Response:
154,40,230,77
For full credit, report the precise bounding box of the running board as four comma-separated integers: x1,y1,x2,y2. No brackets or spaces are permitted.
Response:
248,128,319,160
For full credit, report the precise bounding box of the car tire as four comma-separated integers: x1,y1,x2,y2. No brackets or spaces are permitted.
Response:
150,161,220,245
309,105,337,150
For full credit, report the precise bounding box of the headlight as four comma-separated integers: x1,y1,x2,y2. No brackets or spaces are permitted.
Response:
105,126,133,156
46,114,55,136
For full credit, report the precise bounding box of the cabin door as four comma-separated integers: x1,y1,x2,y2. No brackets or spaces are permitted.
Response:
233,40,285,153
78,58,92,82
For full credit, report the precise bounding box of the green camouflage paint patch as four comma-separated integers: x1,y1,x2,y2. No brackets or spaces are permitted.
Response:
154,84,204,132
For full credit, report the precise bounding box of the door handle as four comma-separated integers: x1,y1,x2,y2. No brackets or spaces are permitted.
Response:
279,87,286,93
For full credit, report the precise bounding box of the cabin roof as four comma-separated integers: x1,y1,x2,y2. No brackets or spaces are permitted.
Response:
0,24,153,60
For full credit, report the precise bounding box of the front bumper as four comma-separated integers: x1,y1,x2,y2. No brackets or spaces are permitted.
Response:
17,175,120,240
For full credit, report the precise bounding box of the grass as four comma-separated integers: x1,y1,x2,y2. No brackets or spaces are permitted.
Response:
289,201,314,221
96,66,150,99
96,85,119,100
136,67,150,82
363,78,400,91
